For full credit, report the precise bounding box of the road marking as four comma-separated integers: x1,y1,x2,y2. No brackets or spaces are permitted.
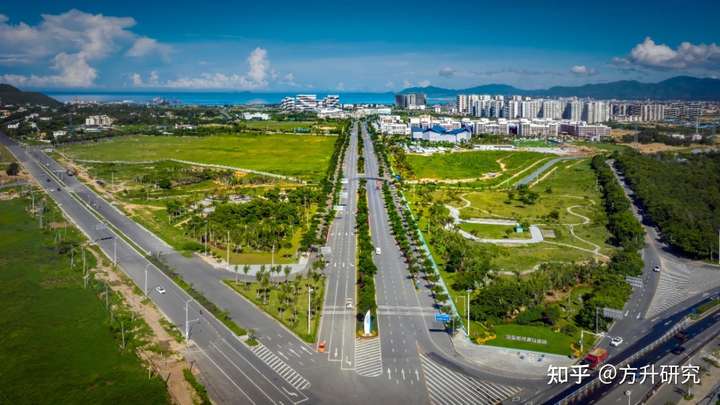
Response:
419,353,520,405
194,345,257,404
250,343,311,391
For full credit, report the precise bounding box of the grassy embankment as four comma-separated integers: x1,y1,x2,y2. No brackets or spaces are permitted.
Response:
0,195,169,404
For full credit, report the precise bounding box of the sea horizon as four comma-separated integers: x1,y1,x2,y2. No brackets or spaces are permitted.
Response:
46,91,400,106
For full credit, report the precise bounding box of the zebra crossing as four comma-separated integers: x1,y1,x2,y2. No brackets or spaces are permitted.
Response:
377,305,436,317
250,343,311,390
355,337,383,377
419,353,521,405
625,275,643,288
646,263,690,318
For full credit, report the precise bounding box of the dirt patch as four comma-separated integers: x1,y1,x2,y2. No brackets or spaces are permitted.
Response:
88,248,199,405
49,221,69,229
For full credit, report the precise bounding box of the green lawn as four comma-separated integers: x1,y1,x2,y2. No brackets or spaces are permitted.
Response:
0,197,169,404
406,150,548,180
486,324,576,356
225,276,324,342
0,144,16,162
60,134,336,181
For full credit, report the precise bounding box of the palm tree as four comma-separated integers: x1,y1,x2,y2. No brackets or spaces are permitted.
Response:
283,265,291,283
243,264,251,289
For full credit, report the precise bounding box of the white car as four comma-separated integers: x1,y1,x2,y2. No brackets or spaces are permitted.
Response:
653,265,661,272
375,247,381,255
345,298,353,309
155,286,166,294
610,336,624,347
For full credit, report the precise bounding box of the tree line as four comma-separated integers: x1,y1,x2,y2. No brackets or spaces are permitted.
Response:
615,151,720,259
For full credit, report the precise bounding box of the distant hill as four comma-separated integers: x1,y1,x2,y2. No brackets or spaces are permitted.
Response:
400,76,720,101
0,84,61,107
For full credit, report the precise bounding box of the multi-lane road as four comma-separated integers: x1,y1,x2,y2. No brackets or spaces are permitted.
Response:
5,121,719,405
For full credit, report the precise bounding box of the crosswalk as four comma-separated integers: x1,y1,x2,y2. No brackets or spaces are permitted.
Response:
355,337,383,377
419,353,521,405
251,344,311,390
646,263,690,318
625,275,643,288
377,305,436,317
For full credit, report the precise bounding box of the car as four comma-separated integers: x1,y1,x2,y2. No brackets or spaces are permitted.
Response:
653,265,661,272
375,247,381,255
155,286,166,294
56,187,61,191
317,340,326,353
610,336,624,347
671,346,686,355
675,331,689,343
345,298,353,309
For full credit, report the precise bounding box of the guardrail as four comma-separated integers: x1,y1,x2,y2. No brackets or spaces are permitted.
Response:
556,318,689,404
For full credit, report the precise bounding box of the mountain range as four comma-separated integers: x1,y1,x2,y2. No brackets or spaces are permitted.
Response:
0,84,61,107
400,76,720,101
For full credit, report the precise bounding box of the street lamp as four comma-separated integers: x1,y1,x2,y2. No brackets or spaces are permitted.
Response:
624,390,631,405
466,288,472,338
144,263,150,295
307,288,314,335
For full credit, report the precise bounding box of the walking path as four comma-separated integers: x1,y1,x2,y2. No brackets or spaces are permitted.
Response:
445,201,543,245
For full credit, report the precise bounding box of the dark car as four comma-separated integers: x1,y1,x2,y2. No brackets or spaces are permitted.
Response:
671,346,686,355
675,331,689,343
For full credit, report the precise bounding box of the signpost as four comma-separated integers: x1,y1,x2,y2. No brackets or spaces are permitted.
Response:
434,313,450,323
603,307,625,320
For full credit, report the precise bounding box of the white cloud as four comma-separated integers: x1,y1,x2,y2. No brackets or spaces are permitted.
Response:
402,80,412,89
0,9,170,87
126,37,171,60
438,67,455,77
1,52,97,87
615,37,720,70
336,82,345,91
570,65,596,76
164,47,272,89
418,80,431,88
130,70,160,87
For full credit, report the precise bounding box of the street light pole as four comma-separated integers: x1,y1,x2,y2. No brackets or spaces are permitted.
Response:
144,263,150,295
113,237,117,267
625,390,631,405
466,288,472,338
307,288,314,335
185,299,191,340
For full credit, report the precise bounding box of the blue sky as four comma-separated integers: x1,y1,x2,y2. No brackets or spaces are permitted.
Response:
1,0,719,91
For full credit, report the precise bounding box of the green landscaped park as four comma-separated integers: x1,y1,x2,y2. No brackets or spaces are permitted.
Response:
225,273,324,342
0,196,169,404
59,133,337,181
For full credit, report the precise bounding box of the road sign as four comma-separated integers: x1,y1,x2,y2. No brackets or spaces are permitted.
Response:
434,313,450,322
603,307,625,320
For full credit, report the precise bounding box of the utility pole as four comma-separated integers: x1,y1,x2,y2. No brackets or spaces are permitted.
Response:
113,237,117,268
308,287,314,335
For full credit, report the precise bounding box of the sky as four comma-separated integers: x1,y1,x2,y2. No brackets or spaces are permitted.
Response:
1,0,719,92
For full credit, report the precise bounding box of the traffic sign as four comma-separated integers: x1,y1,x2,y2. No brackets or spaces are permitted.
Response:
603,307,624,320
434,313,450,322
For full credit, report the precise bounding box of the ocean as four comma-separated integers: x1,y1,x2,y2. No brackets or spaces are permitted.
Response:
46,91,397,106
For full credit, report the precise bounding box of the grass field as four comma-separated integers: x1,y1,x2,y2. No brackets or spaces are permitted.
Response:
60,134,336,181
405,150,549,181
225,277,323,342
0,144,16,162
0,197,169,404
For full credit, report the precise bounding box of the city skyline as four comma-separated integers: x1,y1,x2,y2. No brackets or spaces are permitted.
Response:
1,1,720,92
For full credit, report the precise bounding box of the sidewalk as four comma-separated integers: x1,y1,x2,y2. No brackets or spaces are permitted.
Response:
452,334,575,379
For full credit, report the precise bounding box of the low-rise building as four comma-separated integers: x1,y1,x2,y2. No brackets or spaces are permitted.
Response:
411,125,471,143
